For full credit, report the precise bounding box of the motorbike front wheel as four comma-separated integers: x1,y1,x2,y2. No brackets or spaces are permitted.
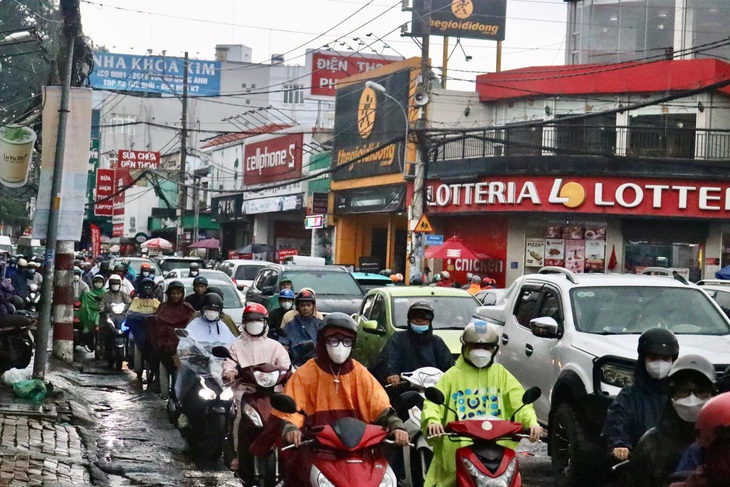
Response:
113,346,124,371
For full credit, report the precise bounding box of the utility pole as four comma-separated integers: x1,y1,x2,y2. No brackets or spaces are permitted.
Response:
409,0,431,284
176,51,189,255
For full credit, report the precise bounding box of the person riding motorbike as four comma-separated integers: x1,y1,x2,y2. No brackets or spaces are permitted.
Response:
278,289,323,366
78,274,107,353
184,276,208,311
271,312,408,484
601,328,680,461
266,288,295,339
11,258,28,300
188,262,200,278
374,301,454,389
148,280,195,397
5,257,16,281
265,276,293,312
421,321,542,487
103,274,132,309
279,287,324,328
127,278,160,381
72,266,89,302
436,270,452,288
669,392,730,487
26,262,42,287
189,286,239,338
465,275,482,295
222,303,290,472
110,263,135,295
133,262,155,294
184,293,237,346
627,354,716,487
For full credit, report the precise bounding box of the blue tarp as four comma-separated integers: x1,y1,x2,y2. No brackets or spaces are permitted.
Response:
715,266,730,280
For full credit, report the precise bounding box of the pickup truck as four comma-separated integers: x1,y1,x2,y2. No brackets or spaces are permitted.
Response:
473,267,730,486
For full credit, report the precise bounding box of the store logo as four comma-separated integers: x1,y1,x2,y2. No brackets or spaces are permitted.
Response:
451,0,474,19
357,86,377,139
549,180,586,208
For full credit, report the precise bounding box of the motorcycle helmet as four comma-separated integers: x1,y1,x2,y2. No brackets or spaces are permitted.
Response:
295,289,316,304
201,293,223,322
461,321,500,368
139,277,155,294
320,312,358,336
432,274,442,283
113,263,125,274
695,392,730,448
280,276,293,287
73,266,82,275
243,303,268,322
637,328,679,359
140,262,152,276
192,276,208,287
408,301,435,322
165,280,185,296
108,274,122,291
441,271,450,280
206,286,224,302
471,275,482,284
189,262,200,276
17,258,27,268
279,288,295,300
461,321,499,346
668,354,717,385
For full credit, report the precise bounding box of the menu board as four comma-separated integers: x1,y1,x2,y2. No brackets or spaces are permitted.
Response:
585,240,606,271
565,240,586,273
525,239,545,267
545,239,565,266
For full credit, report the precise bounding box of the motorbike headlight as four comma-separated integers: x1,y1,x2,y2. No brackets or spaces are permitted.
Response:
316,472,336,487
219,387,234,401
461,456,516,487
253,370,280,388
197,378,217,401
377,469,397,487
242,402,263,428
599,362,634,389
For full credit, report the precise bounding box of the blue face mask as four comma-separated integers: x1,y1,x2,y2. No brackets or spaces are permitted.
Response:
410,323,430,334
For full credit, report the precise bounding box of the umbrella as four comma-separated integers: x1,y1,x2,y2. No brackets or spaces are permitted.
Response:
141,237,173,250
234,242,275,254
716,265,730,280
424,236,490,261
108,244,120,253
188,238,220,249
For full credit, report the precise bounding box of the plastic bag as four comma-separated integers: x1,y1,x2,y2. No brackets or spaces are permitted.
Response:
0,366,32,386
12,379,47,402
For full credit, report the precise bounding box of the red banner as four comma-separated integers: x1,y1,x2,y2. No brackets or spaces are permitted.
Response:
116,150,160,170
310,51,400,97
90,224,101,259
427,176,730,219
94,169,115,216
277,249,298,263
244,133,303,186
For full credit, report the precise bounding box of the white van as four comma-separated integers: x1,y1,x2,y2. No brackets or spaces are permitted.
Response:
16,237,44,258
0,236,11,254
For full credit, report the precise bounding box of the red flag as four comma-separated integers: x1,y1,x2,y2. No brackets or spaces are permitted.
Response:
608,244,617,270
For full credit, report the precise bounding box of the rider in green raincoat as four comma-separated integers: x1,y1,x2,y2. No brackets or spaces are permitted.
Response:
79,274,106,352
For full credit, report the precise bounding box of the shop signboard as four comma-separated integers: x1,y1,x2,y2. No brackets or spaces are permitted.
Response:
90,52,221,96
424,234,444,246
525,239,544,267
94,169,115,216
306,49,403,98
305,214,325,230
211,193,244,222
243,133,303,186
426,176,730,220
116,149,160,170
333,184,406,214
311,192,329,214
277,249,298,263
410,0,507,41
243,194,303,215
332,69,411,181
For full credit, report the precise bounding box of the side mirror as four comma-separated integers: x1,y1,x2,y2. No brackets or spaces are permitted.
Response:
392,390,424,415
211,346,231,359
425,387,445,405
262,286,275,295
361,319,385,335
175,328,189,338
236,283,245,291
271,393,298,414
522,386,541,405
529,317,560,339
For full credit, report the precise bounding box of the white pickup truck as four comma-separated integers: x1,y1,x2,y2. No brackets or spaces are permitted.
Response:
473,267,730,486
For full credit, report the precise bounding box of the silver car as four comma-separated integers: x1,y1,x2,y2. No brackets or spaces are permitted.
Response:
162,278,245,329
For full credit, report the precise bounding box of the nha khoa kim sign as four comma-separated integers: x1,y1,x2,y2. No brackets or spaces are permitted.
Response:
90,52,221,96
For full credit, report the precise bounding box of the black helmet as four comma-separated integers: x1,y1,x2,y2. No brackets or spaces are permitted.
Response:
206,285,224,302
202,293,223,311
408,301,435,322
140,277,155,288
190,262,200,270
637,328,679,359
193,276,208,287
321,312,358,335
166,280,185,295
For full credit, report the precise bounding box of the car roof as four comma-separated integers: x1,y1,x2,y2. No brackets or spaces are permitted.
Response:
265,264,349,273
222,259,273,265
164,277,232,287
351,272,392,281
522,271,697,289
366,286,477,298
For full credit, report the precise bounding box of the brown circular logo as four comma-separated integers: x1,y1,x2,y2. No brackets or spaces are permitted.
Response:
358,87,377,139
451,0,474,19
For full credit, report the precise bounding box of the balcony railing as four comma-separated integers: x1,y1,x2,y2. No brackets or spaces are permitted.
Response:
430,125,730,162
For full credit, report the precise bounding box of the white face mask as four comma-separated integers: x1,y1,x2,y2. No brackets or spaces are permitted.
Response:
142,271,150,277
204,310,220,322
468,349,493,368
110,284,120,292
326,343,351,365
73,275,80,282
280,300,294,311
245,320,265,336
672,394,708,422
646,360,673,380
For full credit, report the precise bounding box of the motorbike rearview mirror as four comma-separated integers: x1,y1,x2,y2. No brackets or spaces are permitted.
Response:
211,346,231,359
271,393,298,414
392,391,424,416
425,387,445,405
175,328,189,338
510,386,542,421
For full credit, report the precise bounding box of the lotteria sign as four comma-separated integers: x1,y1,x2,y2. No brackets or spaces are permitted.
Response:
426,176,730,218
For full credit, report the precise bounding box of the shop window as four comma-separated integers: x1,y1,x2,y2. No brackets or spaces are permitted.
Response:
624,242,702,281
504,125,542,156
628,114,696,159
525,219,608,273
555,114,616,156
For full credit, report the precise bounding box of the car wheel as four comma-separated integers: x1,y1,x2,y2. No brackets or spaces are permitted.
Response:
550,402,603,487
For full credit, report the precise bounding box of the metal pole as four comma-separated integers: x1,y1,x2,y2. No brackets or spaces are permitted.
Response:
442,36,448,89
33,34,75,378
176,52,189,255
496,40,503,73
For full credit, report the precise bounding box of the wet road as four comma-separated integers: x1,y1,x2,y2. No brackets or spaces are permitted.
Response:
56,360,554,486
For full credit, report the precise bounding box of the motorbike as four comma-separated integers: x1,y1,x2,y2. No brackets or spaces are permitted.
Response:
211,346,291,485
25,283,41,319
168,329,234,463
0,313,34,374
125,311,153,382
103,301,129,370
270,393,401,487
424,386,542,487
390,367,444,487
288,340,317,368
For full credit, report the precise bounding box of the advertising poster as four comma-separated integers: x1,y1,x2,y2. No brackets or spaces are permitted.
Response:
585,240,607,271
565,240,586,273
525,239,544,267
545,239,565,266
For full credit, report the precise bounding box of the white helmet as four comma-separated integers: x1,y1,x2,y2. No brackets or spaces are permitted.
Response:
441,270,450,280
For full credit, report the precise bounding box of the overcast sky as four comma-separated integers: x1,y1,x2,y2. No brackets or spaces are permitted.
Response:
80,0,568,91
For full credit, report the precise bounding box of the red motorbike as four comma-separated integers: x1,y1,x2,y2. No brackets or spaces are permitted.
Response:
270,393,400,487
211,346,291,486
424,386,541,487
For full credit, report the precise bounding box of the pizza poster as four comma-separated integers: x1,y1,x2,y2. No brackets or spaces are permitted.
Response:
545,239,565,266
525,239,545,267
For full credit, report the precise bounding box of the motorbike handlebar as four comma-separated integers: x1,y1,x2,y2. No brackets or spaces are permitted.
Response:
280,439,315,451
383,438,414,447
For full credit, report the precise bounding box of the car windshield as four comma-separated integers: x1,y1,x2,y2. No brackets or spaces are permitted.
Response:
234,265,266,281
180,282,242,308
127,259,161,276
570,286,730,335
161,260,202,272
391,295,478,330
285,271,363,296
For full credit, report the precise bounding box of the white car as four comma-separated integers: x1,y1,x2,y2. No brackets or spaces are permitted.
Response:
697,279,730,317
162,278,245,329
217,259,272,291
473,267,730,486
